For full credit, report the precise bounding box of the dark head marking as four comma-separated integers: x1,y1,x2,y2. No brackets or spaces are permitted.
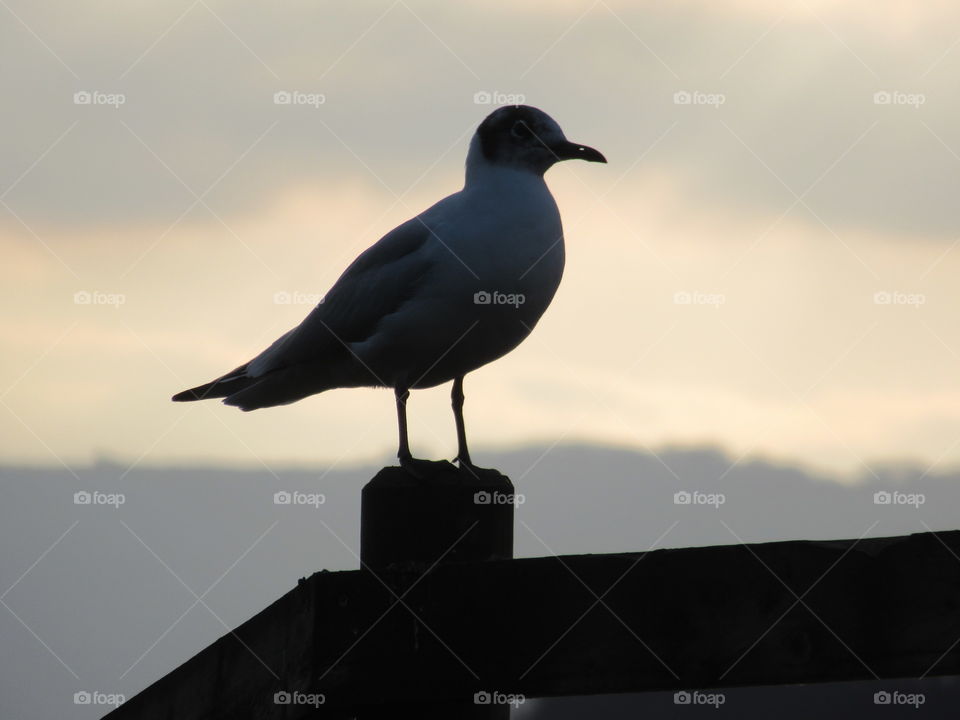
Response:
476,105,606,175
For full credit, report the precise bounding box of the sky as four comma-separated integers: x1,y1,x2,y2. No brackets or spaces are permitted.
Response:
3,0,960,478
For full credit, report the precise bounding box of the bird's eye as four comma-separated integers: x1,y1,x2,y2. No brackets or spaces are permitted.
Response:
511,121,533,139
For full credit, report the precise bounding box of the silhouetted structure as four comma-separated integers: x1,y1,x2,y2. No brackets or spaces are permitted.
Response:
359,463,513,719
103,465,960,718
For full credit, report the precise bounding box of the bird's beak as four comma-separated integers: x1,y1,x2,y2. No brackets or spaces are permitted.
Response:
551,139,607,164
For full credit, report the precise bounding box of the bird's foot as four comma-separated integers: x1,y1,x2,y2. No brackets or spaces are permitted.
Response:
454,456,498,480
399,455,456,481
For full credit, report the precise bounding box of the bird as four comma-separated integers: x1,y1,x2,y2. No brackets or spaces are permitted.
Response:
172,105,606,475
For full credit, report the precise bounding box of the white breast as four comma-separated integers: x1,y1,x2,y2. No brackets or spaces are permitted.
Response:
431,165,565,308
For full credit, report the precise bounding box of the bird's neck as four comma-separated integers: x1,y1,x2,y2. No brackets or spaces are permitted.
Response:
464,134,545,189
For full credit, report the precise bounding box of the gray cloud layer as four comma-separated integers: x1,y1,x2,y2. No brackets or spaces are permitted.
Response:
2,2,959,236
1,442,956,717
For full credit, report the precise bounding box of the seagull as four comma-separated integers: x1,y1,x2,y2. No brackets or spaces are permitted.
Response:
173,105,606,474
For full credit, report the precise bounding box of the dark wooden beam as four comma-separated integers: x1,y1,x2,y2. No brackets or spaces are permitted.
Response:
104,529,960,718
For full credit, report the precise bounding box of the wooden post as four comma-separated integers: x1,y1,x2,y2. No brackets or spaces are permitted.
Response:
358,463,515,719
361,464,514,567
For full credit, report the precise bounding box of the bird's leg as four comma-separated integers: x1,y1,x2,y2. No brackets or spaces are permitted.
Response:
452,377,496,476
452,375,473,468
396,386,454,479
395,386,413,466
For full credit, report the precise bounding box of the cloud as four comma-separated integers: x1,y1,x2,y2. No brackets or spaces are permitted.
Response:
2,1,959,237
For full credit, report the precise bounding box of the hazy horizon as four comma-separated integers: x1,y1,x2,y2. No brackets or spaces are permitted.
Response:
3,441,958,718
4,437,955,489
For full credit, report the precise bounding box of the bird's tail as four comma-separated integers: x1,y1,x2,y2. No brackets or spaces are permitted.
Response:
171,364,252,402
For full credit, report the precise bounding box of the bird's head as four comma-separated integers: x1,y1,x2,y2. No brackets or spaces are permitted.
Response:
470,105,606,176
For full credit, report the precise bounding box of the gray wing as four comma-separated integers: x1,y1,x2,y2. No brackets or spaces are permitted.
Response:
172,215,442,408
246,217,435,377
